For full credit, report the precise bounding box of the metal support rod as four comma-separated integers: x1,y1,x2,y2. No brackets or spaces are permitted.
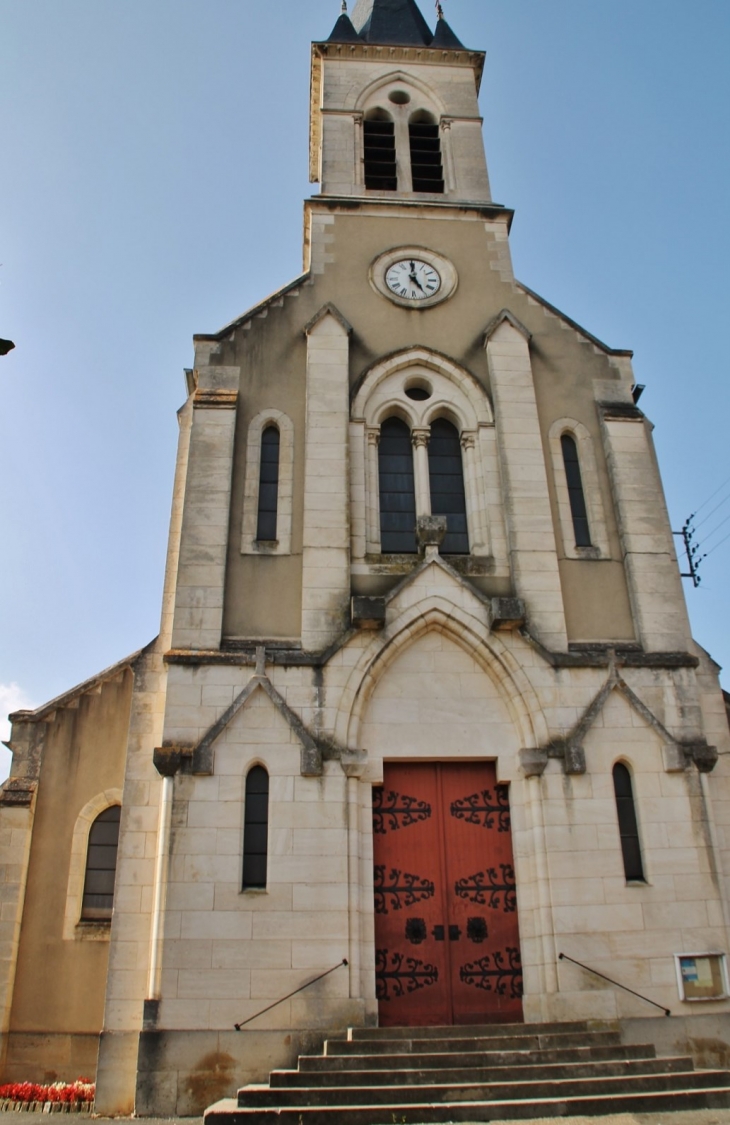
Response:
558,952,671,1016
234,959,348,1030
147,774,174,1000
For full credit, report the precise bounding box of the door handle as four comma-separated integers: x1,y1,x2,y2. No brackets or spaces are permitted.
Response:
432,925,445,941
449,925,461,942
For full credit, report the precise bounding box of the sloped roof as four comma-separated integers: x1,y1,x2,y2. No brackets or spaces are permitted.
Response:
351,0,434,46
431,16,464,49
327,12,362,42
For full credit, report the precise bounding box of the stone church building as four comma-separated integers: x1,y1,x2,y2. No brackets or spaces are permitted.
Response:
2,0,730,1116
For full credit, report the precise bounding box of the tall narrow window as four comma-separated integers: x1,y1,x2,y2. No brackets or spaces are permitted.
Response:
561,434,591,547
428,419,468,553
613,763,645,882
364,111,397,191
379,417,417,553
256,426,280,542
409,112,444,194
242,766,269,890
81,805,121,921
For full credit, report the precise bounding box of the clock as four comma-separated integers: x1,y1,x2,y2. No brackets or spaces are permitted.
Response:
370,246,458,309
385,258,442,302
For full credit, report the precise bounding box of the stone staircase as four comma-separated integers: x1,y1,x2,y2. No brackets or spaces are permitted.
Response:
205,1020,730,1123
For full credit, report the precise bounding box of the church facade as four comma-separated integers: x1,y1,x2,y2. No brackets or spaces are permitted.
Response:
2,0,730,1116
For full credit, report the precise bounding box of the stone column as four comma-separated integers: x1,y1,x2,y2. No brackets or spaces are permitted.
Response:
600,408,692,652
302,306,352,651
485,314,568,651
461,430,488,556
366,426,381,554
170,364,240,651
412,429,431,517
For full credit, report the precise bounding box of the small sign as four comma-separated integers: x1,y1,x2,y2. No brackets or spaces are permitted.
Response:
677,955,727,1001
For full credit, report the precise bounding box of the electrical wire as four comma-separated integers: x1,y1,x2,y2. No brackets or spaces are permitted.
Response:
700,511,730,545
694,490,730,532
690,472,730,519
704,529,730,559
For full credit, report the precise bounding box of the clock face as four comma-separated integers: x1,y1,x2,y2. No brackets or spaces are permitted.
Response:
385,258,442,302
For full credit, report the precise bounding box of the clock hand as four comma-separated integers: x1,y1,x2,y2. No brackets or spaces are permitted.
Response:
409,272,426,293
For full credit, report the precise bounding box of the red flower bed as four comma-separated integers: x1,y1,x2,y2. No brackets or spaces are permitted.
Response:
0,1078,94,1104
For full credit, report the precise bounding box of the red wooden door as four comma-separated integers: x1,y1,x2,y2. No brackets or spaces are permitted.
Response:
373,762,523,1027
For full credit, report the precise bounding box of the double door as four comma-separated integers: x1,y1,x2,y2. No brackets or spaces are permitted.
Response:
373,762,523,1026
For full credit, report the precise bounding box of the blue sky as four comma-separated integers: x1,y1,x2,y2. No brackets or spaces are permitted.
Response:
1,0,729,777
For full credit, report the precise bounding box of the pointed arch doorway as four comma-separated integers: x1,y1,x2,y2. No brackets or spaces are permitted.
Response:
373,760,523,1026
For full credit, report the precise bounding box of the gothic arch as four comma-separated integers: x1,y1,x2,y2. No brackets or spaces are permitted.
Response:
334,598,549,758
352,347,493,425
352,71,446,117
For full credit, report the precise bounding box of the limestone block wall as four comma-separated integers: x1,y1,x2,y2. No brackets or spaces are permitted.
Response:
317,56,491,202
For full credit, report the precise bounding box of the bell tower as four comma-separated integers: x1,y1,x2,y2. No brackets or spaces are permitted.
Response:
311,0,492,203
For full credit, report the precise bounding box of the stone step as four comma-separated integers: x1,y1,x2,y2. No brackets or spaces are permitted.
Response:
206,1086,730,1124
237,1069,730,1109
323,1029,622,1055
348,1019,595,1040
298,1042,655,1072
270,1054,696,1089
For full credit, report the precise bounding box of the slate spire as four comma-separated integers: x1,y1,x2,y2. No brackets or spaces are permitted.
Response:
431,4,465,50
350,0,434,47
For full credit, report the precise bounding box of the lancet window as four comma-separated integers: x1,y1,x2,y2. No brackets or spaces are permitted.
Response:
612,762,645,883
427,418,468,552
378,418,418,553
561,433,591,547
242,765,269,890
81,805,121,921
256,426,280,542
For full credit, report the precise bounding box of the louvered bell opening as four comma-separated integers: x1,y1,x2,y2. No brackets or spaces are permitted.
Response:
364,120,397,191
82,805,121,920
428,419,469,554
379,418,417,554
409,123,444,194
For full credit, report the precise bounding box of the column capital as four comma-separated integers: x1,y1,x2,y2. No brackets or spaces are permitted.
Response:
461,431,477,452
366,426,381,447
411,428,430,449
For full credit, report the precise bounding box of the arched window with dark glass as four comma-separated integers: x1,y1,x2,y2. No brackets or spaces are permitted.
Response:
364,110,397,191
379,417,417,553
242,766,269,890
256,426,280,542
561,434,591,547
613,763,645,882
81,805,121,921
409,111,444,194
428,419,468,553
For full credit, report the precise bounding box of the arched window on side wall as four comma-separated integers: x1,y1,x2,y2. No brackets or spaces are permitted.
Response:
364,110,397,191
81,805,121,921
242,766,269,890
409,111,444,194
379,417,417,553
612,763,645,882
428,419,468,553
256,426,280,542
561,434,591,547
